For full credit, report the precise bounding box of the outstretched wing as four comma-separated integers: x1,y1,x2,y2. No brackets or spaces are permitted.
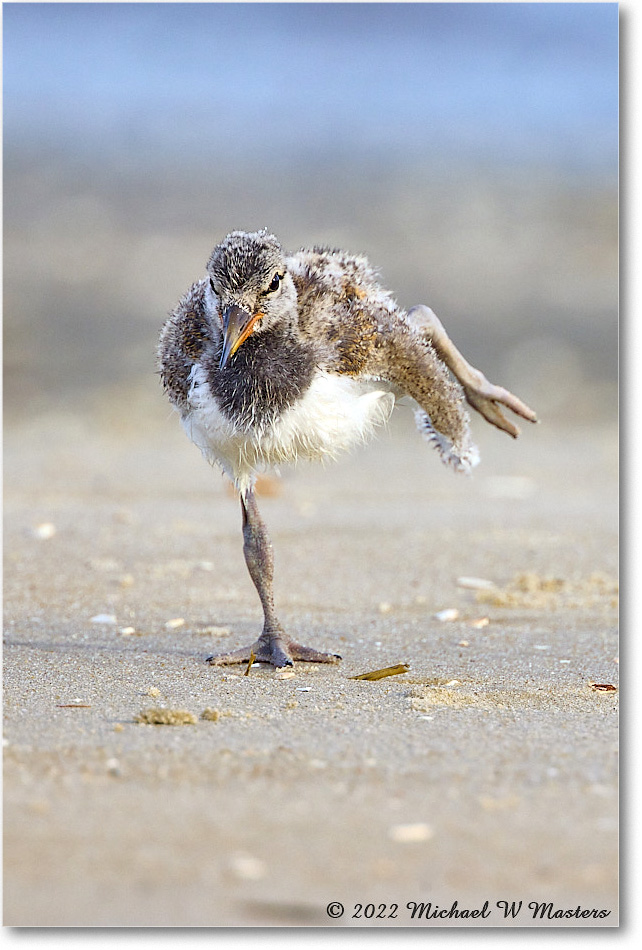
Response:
158,279,215,411
290,249,479,472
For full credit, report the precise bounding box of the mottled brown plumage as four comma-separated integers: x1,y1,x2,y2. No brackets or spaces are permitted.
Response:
158,229,536,667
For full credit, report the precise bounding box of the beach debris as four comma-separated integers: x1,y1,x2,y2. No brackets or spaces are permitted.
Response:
350,663,410,681
410,683,477,711
458,640,470,647
469,617,490,629
90,613,117,625
474,571,618,610
197,625,231,637
378,601,393,614
388,822,434,843
120,626,136,635
120,574,134,588
589,683,617,692
434,608,459,622
33,522,56,540
105,757,121,776
164,617,185,629
146,687,161,698
274,667,295,680
228,852,266,881
134,707,197,725
255,474,281,497
201,708,235,720
56,704,92,708
457,576,496,591
296,687,311,692
244,650,256,676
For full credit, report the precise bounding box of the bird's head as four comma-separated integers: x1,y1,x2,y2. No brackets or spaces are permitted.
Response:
206,229,296,369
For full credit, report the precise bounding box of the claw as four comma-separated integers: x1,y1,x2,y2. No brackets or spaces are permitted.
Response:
472,379,538,423
465,389,521,438
464,378,537,438
206,634,340,668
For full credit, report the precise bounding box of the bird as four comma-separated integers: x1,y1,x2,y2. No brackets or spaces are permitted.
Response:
158,229,537,668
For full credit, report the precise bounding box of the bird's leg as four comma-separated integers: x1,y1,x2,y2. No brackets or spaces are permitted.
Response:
206,489,341,668
408,305,538,438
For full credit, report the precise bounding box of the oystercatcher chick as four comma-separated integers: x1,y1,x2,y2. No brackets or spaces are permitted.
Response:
158,229,536,668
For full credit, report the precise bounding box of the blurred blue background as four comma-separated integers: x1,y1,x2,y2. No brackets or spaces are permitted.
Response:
3,2,619,425
4,2,618,171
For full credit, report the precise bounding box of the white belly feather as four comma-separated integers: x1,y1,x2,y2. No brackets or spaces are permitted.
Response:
181,365,395,492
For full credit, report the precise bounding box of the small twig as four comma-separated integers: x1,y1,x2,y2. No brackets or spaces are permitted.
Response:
350,664,410,681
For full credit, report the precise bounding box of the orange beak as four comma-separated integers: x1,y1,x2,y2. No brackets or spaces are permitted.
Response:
219,305,262,369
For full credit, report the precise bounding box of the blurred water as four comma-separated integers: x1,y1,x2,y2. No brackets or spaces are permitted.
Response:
3,3,619,424
4,2,618,171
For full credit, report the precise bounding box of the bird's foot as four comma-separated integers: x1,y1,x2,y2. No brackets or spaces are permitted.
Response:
206,632,341,668
463,374,538,438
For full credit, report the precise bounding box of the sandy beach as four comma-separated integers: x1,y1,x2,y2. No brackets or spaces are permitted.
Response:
2,1,620,930
3,401,618,927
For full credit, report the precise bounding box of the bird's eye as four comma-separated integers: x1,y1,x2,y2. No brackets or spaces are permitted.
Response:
268,273,281,293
